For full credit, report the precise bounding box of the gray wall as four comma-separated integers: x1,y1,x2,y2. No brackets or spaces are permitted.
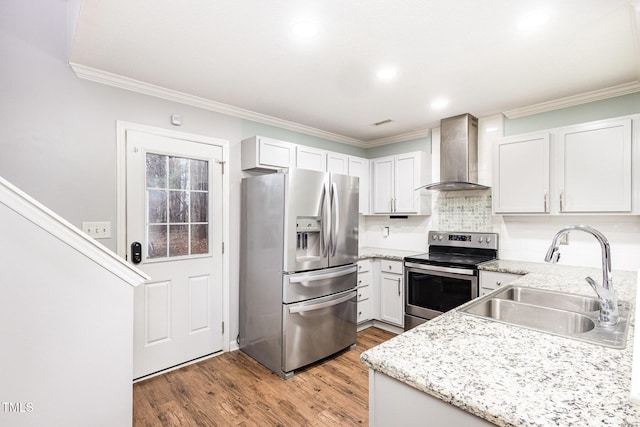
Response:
0,0,244,346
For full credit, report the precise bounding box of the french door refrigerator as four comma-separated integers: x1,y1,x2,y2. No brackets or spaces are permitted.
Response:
240,169,359,379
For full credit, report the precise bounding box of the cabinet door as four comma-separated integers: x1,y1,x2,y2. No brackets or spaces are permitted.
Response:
558,118,632,213
327,152,349,174
372,157,394,213
479,271,523,296
379,272,403,326
296,146,326,171
259,137,294,169
394,153,418,213
241,136,293,171
348,157,370,214
493,133,550,214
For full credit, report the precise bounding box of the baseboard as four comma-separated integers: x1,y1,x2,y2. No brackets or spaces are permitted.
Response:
357,320,403,335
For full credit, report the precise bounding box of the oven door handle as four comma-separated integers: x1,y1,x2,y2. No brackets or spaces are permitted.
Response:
404,262,475,276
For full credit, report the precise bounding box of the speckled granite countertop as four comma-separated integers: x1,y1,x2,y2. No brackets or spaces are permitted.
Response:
358,246,423,261
361,261,640,426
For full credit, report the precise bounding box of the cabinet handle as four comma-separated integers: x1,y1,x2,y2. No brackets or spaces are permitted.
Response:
397,278,401,296
496,281,502,287
544,192,548,212
560,192,564,212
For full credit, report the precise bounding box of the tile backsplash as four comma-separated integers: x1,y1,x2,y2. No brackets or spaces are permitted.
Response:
435,190,492,231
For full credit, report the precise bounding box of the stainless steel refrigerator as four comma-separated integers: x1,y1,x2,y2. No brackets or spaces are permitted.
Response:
239,169,359,379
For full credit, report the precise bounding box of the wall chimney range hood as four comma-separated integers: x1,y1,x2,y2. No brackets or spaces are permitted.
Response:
418,113,489,191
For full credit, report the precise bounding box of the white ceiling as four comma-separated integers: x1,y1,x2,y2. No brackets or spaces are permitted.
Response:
70,0,640,146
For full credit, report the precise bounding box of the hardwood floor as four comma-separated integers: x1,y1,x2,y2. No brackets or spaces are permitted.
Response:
133,327,396,426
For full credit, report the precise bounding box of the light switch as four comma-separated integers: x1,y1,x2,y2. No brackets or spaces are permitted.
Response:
82,221,111,239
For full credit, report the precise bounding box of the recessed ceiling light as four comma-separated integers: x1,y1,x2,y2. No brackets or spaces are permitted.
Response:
517,11,550,32
291,21,319,39
431,98,449,109
376,68,397,81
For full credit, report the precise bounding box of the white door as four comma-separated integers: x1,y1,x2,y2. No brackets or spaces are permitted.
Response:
126,129,224,379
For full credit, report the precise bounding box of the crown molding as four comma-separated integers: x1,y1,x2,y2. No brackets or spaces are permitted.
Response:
503,81,640,119
365,128,432,147
69,62,368,147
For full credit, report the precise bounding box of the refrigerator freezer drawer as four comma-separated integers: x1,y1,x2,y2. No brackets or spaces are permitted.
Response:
283,264,357,304
282,289,357,373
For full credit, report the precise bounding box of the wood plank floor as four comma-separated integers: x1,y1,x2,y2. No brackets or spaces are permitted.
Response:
133,327,396,427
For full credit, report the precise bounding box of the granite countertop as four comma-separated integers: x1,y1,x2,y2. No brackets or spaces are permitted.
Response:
358,246,423,261
361,261,640,426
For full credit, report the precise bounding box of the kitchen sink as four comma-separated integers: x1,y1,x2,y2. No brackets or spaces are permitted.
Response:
492,286,600,313
459,285,631,349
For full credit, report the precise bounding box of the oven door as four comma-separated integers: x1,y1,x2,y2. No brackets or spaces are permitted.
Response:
405,263,478,320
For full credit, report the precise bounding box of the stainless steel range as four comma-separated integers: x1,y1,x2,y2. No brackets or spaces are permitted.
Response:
404,231,498,330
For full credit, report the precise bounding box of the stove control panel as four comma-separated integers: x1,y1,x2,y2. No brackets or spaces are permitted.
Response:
428,231,498,250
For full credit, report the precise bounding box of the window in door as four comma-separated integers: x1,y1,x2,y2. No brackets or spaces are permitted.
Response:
145,153,209,260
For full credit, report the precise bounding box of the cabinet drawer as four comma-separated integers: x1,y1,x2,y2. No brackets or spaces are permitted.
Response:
357,270,372,288
357,299,371,323
380,259,403,275
357,259,371,273
357,285,371,301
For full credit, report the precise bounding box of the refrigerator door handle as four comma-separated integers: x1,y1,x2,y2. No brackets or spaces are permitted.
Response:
288,291,355,314
288,265,357,284
320,182,329,257
330,181,340,256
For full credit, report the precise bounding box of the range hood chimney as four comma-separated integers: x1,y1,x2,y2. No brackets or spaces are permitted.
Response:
419,113,489,191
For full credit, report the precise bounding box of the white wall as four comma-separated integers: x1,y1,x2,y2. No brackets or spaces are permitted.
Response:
0,1,243,344
0,201,137,427
360,215,432,252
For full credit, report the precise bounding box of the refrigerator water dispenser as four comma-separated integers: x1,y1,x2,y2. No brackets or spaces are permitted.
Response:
296,216,321,260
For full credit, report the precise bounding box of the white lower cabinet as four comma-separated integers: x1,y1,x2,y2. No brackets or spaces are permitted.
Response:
357,260,372,323
479,271,523,296
378,260,404,327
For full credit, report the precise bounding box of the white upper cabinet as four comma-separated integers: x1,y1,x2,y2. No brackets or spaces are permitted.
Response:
371,151,430,215
348,156,370,214
372,156,395,213
493,117,634,215
241,136,295,171
295,145,326,171
493,133,550,214
327,152,349,174
558,118,632,213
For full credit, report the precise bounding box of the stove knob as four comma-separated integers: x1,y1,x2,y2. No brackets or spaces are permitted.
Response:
486,237,492,244
432,234,437,241
478,237,484,243
438,234,443,241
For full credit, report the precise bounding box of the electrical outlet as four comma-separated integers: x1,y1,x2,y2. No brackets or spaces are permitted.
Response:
82,221,111,239
559,233,569,245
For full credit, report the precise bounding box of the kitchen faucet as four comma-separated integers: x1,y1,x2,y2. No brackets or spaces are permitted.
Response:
544,225,619,326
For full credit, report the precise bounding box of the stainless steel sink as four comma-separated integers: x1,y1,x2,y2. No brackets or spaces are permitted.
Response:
459,285,630,349
492,286,600,313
